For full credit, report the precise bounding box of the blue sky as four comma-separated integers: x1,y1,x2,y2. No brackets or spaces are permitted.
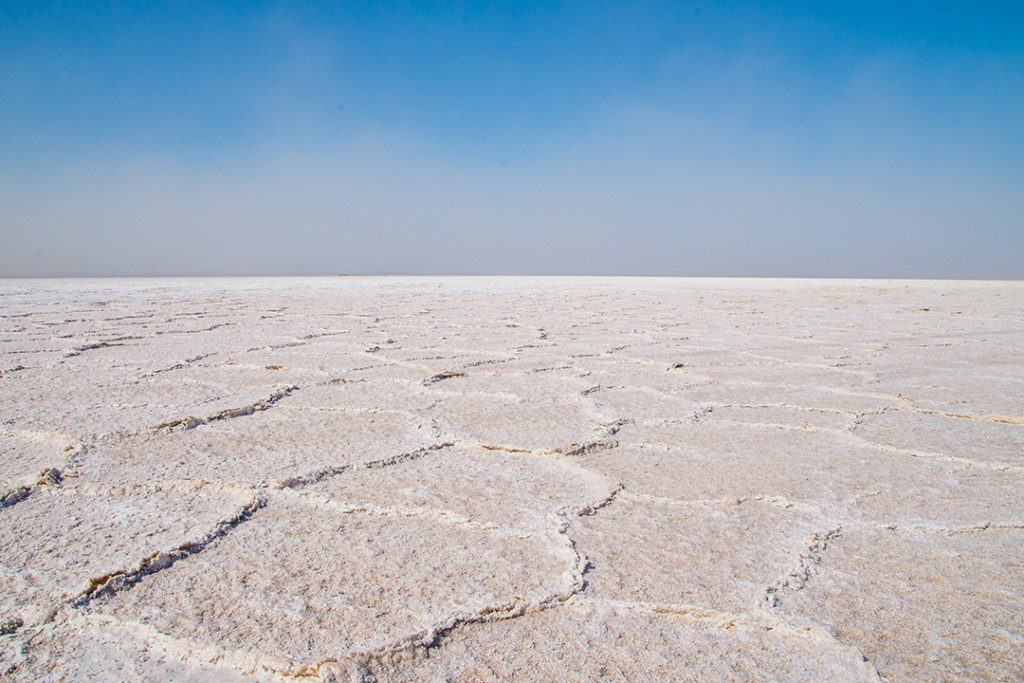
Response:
2,1,1022,277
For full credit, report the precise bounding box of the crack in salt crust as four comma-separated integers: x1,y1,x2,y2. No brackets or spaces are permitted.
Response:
1,277,1022,681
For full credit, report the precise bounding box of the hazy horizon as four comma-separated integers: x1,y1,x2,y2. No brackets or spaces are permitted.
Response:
2,2,1022,279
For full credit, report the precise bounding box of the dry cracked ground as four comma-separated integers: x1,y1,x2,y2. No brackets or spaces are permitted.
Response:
0,276,1022,682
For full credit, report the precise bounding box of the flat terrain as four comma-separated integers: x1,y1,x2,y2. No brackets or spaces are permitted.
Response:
1,276,1022,682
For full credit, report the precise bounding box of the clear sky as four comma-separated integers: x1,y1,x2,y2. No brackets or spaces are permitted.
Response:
1,1,1022,277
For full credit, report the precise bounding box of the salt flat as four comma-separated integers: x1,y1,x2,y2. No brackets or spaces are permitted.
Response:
0,276,1022,682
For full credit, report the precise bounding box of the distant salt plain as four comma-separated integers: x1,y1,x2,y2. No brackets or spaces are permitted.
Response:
1,276,1022,681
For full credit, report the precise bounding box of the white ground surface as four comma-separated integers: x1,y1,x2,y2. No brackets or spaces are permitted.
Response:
0,276,1022,682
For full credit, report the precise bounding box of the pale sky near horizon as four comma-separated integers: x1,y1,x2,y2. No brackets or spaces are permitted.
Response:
1,1,1022,278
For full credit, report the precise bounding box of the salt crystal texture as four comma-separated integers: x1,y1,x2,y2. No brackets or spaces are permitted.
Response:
0,276,1022,681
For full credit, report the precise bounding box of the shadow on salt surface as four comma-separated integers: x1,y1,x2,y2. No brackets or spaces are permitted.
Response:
75,407,441,487
778,526,1024,682
89,489,575,675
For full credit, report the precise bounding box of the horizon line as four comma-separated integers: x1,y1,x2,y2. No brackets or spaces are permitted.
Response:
2,273,1022,283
